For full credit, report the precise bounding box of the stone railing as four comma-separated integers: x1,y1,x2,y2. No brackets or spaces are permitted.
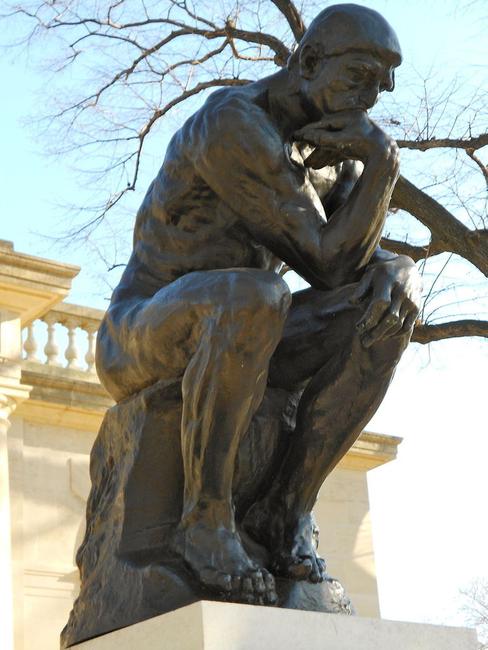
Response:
22,303,105,375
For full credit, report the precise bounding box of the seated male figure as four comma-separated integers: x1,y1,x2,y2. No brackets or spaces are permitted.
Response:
96,4,421,606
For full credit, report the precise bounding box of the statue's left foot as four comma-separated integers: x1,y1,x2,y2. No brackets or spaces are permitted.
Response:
244,505,326,583
272,513,327,583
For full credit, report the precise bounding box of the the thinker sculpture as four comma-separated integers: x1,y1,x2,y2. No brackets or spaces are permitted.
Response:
63,4,421,646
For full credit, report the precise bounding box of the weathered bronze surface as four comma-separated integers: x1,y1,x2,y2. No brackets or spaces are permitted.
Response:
62,4,421,646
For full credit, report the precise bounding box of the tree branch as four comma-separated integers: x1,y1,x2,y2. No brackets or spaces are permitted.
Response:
168,0,217,30
412,319,488,344
225,23,275,62
9,9,291,66
270,0,306,41
466,148,488,188
380,236,446,262
391,176,488,276
396,133,488,151
155,41,230,80
222,24,290,65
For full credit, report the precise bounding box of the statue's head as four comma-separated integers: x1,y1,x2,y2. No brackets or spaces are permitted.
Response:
289,4,402,115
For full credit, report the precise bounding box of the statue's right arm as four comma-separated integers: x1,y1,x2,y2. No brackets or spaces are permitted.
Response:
190,98,397,290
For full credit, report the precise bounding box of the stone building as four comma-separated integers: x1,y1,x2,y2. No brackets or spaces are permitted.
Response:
0,239,401,650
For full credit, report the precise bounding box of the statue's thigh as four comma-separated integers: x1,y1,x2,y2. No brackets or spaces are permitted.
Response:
98,277,220,397
97,268,290,400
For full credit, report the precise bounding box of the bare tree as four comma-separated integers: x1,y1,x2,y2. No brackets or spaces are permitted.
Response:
2,0,487,344
461,578,488,649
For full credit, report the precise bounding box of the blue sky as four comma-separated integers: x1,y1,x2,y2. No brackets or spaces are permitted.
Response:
1,0,487,630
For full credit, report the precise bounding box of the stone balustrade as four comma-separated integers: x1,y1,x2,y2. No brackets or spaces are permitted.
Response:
22,303,105,374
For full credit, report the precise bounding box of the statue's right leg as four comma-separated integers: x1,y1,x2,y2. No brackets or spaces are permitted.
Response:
96,268,291,604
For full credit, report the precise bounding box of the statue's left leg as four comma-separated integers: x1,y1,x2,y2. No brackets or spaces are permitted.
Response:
244,281,414,582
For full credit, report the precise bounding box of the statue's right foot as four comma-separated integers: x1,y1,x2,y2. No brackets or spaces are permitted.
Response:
271,513,327,584
174,519,278,605
244,502,327,584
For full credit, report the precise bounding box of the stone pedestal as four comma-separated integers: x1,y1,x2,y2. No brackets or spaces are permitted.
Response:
62,381,352,648
73,601,478,649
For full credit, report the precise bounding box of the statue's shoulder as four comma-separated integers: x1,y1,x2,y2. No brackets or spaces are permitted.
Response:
186,84,273,145
172,84,279,173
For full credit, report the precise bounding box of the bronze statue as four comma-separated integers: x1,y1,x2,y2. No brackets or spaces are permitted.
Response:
63,4,421,645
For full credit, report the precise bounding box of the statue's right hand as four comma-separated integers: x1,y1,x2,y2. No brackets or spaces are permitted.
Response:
294,110,398,169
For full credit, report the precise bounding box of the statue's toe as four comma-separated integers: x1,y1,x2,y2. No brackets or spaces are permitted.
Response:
240,569,277,605
252,571,266,594
309,556,327,583
263,570,278,604
275,552,327,583
286,556,313,580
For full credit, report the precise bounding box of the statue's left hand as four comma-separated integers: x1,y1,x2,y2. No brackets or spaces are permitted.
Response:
351,256,422,347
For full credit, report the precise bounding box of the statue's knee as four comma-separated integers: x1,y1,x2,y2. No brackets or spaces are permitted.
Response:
228,270,291,324
258,272,292,320
210,271,291,352
361,328,411,372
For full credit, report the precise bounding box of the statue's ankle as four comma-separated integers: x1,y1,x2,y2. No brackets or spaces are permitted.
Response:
181,497,236,531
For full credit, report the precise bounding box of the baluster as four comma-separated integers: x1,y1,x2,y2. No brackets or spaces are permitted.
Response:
43,314,60,366
23,323,38,361
64,318,80,369
84,324,97,374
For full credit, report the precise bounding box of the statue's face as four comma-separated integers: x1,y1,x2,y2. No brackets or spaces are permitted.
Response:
301,50,396,115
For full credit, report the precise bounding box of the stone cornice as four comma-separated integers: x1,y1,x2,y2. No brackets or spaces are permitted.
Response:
17,363,112,431
0,240,80,325
0,240,79,283
48,302,106,330
338,431,402,470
